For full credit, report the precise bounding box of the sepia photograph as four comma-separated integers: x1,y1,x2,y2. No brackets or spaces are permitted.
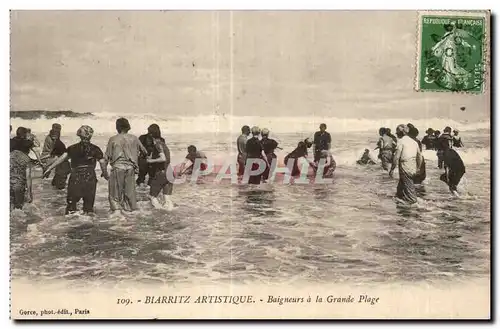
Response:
9,9,491,319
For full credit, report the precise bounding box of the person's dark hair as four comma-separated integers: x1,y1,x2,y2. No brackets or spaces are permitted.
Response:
187,145,197,153
116,118,131,133
241,125,250,134
147,124,161,139
379,127,386,136
386,128,392,135
297,141,306,150
444,126,452,133
16,127,29,139
434,130,441,136
320,123,327,130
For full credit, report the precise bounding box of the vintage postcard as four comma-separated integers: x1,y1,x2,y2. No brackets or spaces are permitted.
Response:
9,10,490,320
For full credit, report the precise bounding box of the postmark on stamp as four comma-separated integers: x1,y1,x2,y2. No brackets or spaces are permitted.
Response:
415,10,489,93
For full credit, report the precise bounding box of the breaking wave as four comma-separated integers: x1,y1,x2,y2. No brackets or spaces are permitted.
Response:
10,111,490,136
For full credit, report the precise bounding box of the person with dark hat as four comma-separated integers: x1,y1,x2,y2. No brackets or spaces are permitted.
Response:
452,129,464,148
43,125,108,215
421,128,436,150
313,123,331,162
104,117,147,213
236,125,251,177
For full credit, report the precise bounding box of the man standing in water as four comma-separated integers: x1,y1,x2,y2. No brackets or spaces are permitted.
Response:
313,123,331,162
104,118,147,214
237,125,251,178
389,124,422,205
245,126,268,184
260,128,279,182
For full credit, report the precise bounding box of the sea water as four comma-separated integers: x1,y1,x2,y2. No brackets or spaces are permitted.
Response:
10,113,490,286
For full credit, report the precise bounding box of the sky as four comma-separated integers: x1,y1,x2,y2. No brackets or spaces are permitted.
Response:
10,10,490,120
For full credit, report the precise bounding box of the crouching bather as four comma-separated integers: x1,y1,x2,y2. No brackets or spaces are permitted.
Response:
260,128,279,182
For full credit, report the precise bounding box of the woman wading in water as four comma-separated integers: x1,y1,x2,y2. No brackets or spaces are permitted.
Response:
43,125,109,215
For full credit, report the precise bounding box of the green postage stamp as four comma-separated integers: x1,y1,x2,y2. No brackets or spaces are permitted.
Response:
415,10,490,93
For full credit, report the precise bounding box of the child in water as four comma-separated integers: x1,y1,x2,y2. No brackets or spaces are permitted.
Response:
357,149,376,165
439,141,466,197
